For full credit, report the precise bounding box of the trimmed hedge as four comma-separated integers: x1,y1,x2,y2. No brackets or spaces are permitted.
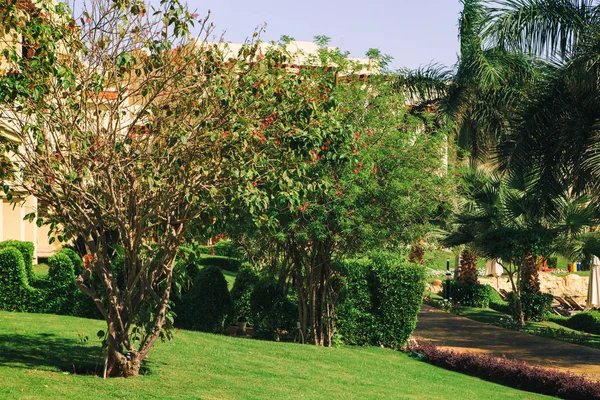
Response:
442,281,493,308
195,241,239,258
335,252,426,349
47,251,77,315
409,339,600,399
176,265,232,333
0,240,34,283
0,247,37,311
249,279,297,340
564,312,600,335
521,292,553,322
197,255,240,272
229,263,260,325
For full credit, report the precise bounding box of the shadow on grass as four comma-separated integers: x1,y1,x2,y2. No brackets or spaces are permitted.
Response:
0,333,105,375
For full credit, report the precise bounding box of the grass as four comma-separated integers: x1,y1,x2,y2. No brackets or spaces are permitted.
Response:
32,263,49,278
221,269,237,290
0,311,552,399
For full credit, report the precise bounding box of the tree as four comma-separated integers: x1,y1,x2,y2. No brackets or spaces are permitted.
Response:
484,0,600,213
445,168,597,324
230,45,456,346
0,0,324,376
396,0,539,165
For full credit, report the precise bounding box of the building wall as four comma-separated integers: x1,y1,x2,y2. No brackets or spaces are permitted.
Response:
0,195,60,262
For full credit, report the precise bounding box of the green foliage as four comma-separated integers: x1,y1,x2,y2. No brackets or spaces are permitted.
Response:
335,253,426,349
56,248,85,276
197,255,240,273
47,252,77,315
229,263,260,324
565,312,600,335
520,292,553,322
177,266,232,333
488,289,513,315
0,240,34,283
443,282,494,308
0,247,36,312
249,279,297,340
194,241,240,258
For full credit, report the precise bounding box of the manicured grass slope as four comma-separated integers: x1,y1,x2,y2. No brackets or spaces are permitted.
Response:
0,312,551,399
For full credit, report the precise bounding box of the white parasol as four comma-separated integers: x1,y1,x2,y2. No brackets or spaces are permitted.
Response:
588,255,600,309
485,259,503,277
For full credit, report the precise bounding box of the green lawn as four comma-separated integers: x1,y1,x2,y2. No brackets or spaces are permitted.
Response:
0,312,552,399
221,269,237,290
32,263,49,278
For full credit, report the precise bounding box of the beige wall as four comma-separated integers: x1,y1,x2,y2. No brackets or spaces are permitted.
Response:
0,195,60,261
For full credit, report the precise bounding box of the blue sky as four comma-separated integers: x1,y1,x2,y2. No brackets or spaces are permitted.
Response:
188,0,464,70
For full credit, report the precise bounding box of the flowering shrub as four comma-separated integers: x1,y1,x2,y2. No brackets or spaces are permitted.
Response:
408,340,600,399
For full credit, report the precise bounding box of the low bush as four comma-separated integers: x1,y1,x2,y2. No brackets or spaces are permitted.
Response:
565,311,600,335
197,255,240,272
335,252,426,349
442,281,493,308
176,265,232,333
0,247,37,312
0,240,35,283
229,263,260,325
521,292,553,322
409,339,600,400
47,251,78,315
57,248,85,276
195,241,239,258
249,279,297,341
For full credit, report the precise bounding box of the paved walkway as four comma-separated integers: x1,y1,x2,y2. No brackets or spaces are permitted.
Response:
413,305,600,380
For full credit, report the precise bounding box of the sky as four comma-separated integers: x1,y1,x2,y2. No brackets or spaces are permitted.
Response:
187,0,464,70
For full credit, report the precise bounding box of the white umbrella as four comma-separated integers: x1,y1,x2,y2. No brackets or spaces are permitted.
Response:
485,259,503,277
588,255,600,309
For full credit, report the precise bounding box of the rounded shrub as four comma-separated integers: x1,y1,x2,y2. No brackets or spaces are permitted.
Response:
521,292,553,322
229,263,260,324
335,252,426,349
57,248,85,276
249,279,297,341
443,281,493,308
47,252,77,315
0,240,35,283
177,265,232,333
0,247,35,311
566,311,600,335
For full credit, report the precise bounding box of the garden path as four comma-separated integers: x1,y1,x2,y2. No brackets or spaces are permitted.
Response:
413,305,600,380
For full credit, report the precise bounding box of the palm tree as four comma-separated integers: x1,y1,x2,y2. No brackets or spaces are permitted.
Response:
397,0,539,164
484,1,600,211
444,168,598,324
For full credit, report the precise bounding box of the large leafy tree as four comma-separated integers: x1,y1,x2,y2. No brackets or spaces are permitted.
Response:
0,0,326,376
231,46,456,346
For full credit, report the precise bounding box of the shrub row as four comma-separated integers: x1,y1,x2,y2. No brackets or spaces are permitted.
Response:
521,292,554,322
0,240,34,283
335,252,426,349
550,311,600,335
0,243,99,318
442,281,493,308
409,339,600,400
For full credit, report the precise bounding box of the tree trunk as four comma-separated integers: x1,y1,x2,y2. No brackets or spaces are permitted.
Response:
520,252,540,294
458,249,478,285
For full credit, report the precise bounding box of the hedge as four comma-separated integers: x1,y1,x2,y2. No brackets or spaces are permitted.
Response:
409,339,600,399
176,265,232,333
0,247,37,312
229,263,260,325
564,311,600,335
521,292,554,322
442,281,493,308
335,252,426,349
47,251,78,315
197,255,240,272
195,241,240,258
0,240,34,283
248,278,297,341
